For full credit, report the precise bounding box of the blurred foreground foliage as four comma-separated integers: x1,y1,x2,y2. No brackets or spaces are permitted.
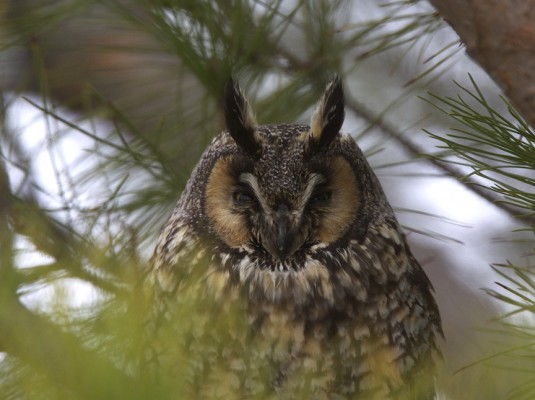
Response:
0,0,534,399
426,77,535,400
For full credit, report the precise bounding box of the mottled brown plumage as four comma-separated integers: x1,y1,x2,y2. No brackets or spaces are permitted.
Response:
149,77,442,399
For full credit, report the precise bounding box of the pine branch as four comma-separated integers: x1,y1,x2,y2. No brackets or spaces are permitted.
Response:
0,128,149,395
344,98,535,227
422,77,535,227
0,295,157,400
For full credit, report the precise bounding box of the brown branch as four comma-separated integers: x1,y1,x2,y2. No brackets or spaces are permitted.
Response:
429,0,535,129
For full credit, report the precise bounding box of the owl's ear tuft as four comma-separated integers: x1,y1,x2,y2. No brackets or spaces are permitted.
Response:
224,79,261,157
309,76,345,149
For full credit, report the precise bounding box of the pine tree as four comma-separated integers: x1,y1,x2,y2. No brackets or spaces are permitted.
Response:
1,1,533,398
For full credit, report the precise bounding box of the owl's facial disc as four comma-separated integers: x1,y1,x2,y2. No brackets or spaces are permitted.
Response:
205,155,359,264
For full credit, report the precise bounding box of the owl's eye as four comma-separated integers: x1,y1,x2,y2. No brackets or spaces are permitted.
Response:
233,190,256,204
310,190,332,205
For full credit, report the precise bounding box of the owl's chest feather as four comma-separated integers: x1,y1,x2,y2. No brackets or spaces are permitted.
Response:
199,251,436,399
152,222,439,399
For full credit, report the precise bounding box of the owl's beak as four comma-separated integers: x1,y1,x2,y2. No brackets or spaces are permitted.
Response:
263,204,301,261
276,212,290,258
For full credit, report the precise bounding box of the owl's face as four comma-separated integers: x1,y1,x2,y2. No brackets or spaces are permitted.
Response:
196,77,391,276
205,125,359,268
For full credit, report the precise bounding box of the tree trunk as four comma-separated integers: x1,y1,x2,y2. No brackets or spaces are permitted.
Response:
429,0,535,128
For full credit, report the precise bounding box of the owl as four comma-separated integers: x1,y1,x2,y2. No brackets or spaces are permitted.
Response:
149,77,442,399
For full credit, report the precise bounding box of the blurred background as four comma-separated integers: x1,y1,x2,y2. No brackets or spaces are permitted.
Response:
1,1,534,399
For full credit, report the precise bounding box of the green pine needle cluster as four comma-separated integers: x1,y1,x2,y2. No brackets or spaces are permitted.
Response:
425,75,535,218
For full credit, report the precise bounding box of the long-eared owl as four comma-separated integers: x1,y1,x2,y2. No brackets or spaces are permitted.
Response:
150,77,442,399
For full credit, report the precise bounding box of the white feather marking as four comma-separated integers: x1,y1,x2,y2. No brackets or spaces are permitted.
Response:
310,93,328,141
239,94,260,142
239,173,270,212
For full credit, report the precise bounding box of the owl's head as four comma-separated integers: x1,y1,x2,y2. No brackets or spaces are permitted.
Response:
183,77,390,272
